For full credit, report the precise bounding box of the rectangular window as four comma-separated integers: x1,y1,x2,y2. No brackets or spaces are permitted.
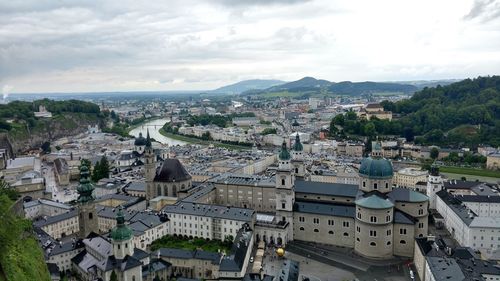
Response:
343,221,349,228
370,230,377,237
400,228,407,235
328,219,334,226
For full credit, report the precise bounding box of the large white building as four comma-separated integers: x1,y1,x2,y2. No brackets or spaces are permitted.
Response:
162,202,255,241
435,190,500,260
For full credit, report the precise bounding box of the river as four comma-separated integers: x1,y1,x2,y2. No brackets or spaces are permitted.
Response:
128,118,187,146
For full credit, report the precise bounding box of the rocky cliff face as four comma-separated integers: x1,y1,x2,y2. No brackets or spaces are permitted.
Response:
7,113,101,154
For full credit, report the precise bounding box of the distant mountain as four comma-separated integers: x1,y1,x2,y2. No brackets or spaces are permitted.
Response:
250,76,418,95
211,79,285,94
266,76,331,92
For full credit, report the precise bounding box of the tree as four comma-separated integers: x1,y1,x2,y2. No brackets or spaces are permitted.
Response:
41,141,51,153
91,156,110,182
110,271,118,281
91,161,101,182
201,131,212,141
363,123,376,137
430,147,439,160
99,156,110,179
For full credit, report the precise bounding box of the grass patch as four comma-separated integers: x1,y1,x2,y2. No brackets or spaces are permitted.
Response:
0,193,50,281
150,235,232,253
439,166,500,178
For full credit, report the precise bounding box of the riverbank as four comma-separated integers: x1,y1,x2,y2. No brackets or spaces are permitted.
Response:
159,128,251,150
126,116,163,135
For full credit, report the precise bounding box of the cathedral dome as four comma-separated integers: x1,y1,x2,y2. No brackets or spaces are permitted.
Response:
110,208,132,241
359,156,393,179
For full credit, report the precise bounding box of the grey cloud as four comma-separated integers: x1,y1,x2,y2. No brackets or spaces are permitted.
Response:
464,0,500,22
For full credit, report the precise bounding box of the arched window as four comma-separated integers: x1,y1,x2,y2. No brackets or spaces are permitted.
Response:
181,184,185,190
343,232,349,237
173,185,177,197
299,227,304,231
400,240,406,244
374,183,378,190
313,229,319,233
163,186,168,196
132,276,136,281
328,231,334,235
387,241,391,245
125,243,128,248
89,212,93,219
295,168,298,174
356,237,360,242
385,183,389,188
281,178,285,186
370,242,376,246
157,185,161,195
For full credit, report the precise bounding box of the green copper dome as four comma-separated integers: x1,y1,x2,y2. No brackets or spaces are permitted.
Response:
355,195,394,209
292,134,303,152
359,156,393,179
278,141,291,160
77,165,95,203
110,207,133,241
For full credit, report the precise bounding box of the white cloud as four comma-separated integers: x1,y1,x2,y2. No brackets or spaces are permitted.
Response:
0,0,499,93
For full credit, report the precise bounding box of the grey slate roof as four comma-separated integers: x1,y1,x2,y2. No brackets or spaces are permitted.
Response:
293,201,355,218
33,209,78,227
126,182,146,192
394,211,417,225
162,202,254,222
154,158,191,182
294,180,359,198
210,173,276,188
388,188,429,203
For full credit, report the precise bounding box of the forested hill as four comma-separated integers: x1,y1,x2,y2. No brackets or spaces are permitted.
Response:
381,76,500,147
0,99,103,153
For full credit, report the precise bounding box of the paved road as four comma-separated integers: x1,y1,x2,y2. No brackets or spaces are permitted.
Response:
43,163,77,203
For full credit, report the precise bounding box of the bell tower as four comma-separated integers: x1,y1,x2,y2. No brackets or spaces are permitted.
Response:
275,140,295,241
291,133,305,178
427,165,443,210
144,129,156,200
110,207,134,259
77,164,98,238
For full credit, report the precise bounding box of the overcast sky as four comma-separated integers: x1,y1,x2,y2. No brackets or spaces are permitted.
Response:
1,0,500,93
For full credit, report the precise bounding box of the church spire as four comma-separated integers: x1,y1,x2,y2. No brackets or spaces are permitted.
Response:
77,164,94,203
146,129,152,148
292,133,303,152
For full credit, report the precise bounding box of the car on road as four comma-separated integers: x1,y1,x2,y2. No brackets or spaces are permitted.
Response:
249,257,254,263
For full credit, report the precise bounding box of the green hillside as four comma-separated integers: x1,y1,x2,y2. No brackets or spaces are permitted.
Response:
330,76,500,147
0,99,105,152
0,189,50,281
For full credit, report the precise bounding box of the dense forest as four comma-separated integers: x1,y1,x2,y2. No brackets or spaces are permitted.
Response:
330,76,500,147
0,99,101,131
